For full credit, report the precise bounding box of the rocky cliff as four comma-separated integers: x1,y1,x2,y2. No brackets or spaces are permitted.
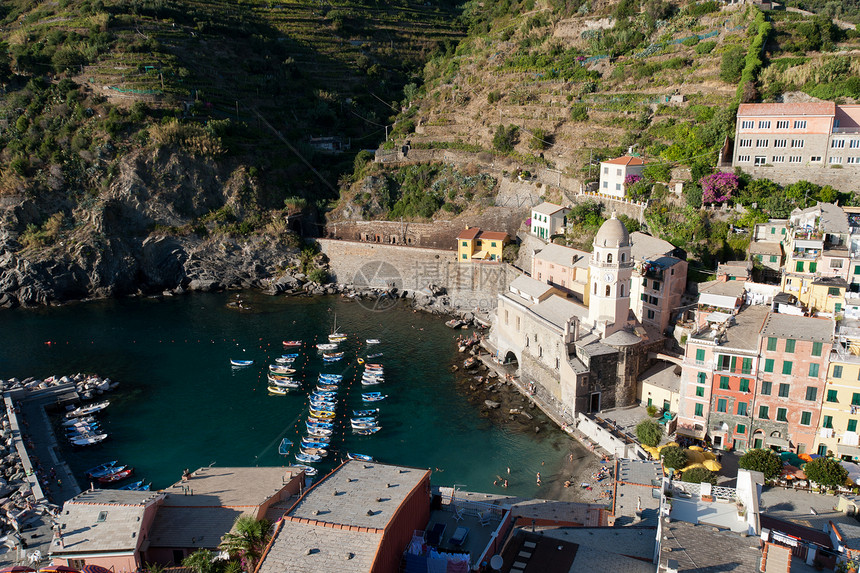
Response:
0,148,303,307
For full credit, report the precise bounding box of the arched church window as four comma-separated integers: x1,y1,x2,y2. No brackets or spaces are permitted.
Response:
605,285,611,296
593,282,597,295
620,284,625,296
607,253,613,263
621,253,626,262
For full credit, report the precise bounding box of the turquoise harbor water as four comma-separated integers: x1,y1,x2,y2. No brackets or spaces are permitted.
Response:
0,292,569,495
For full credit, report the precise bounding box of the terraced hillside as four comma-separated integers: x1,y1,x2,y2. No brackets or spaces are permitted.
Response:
0,0,463,205
389,0,860,180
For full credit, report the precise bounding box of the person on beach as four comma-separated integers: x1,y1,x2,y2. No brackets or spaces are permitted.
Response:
503,479,508,488
536,472,541,486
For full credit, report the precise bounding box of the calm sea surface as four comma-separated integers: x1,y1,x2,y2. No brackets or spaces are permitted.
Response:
0,292,569,495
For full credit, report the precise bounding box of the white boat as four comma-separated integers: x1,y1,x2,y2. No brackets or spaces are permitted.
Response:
230,359,254,367
65,400,110,419
63,415,97,427
366,339,381,344
328,314,347,342
70,433,108,446
316,343,338,350
294,464,318,476
269,377,301,388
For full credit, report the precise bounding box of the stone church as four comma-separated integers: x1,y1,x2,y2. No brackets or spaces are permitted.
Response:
491,215,666,415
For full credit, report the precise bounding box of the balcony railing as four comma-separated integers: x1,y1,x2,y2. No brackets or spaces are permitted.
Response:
794,230,823,241
833,127,860,134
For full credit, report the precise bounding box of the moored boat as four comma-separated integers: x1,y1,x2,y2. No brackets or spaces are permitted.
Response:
267,385,288,395
307,427,333,437
367,352,383,359
98,467,133,483
353,409,379,417
294,464,318,476
269,365,297,375
118,480,147,491
364,363,383,370
269,377,301,388
230,359,254,367
295,452,321,463
353,426,381,435
366,339,381,344
301,447,328,457
275,356,296,365
65,400,110,419
361,378,383,386
347,453,374,462
351,416,377,424
64,415,97,427
328,334,347,342
308,410,335,419
86,461,119,478
70,433,108,446
278,438,292,456
361,393,387,402
282,340,302,347
316,343,338,350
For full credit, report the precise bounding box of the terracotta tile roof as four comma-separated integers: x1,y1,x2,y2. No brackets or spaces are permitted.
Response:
478,231,508,241
603,155,645,166
737,102,836,117
456,227,481,240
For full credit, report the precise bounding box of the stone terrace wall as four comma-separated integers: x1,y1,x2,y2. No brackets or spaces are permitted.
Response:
317,239,521,311
571,192,647,223
725,165,858,191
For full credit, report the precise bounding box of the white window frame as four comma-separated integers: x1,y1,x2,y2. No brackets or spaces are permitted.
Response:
791,140,805,149
776,120,789,129
810,156,822,162
774,139,787,148
758,121,771,129
832,139,846,149
829,156,843,164
754,156,767,166
772,156,785,163
739,139,752,148
848,157,859,164
794,120,807,129
789,156,802,163
738,155,751,162
756,139,768,148
741,120,754,129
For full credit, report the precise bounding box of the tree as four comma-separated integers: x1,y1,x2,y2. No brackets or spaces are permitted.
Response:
220,515,273,572
635,418,662,447
182,550,216,573
738,449,783,481
661,446,688,472
492,124,519,153
681,467,717,485
804,457,848,488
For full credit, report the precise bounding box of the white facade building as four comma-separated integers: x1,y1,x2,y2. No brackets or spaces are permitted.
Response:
599,155,646,198
530,202,570,240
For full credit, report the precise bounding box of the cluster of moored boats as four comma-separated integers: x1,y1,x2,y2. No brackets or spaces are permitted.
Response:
63,400,111,446
84,460,150,490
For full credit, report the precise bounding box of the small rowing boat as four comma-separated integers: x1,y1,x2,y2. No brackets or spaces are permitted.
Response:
294,464,318,476
319,373,343,380
366,339,381,344
328,333,347,342
278,438,292,455
98,467,133,483
283,340,302,347
64,415,97,427
295,452,321,463
269,365,297,375
323,351,344,359
70,433,109,446
119,480,147,491
347,453,374,462
351,416,377,424
367,352,383,358
353,409,379,417
267,386,288,395
316,343,338,350
309,410,335,419
307,427,333,437
301,447,328,457
364,363,383,370
354,426,381,435
86,461,120,478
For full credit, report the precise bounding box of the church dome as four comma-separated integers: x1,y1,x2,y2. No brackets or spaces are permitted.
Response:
594,213,630,248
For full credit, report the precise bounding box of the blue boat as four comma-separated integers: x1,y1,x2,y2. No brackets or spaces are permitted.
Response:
301,440,330,449
88,464,128,479
230,359,254,367
294,464,318,476
353,409,379,417
119,480,146,490
351,416,377,424
295,452,321,463
278,438,292,456
85,461,118,478
361,393,387,402
367,353,383,358
347,453,374,462
306,421,334,430
319,373,343,380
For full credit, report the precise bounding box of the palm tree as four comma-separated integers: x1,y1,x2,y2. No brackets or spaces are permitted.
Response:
182,550,216,573
219,515,272,572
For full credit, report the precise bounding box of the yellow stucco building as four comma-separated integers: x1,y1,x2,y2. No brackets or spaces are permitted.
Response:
815,329,860,458
456,227,509,262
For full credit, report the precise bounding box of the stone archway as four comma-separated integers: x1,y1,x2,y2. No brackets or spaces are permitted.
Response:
503,350,519,367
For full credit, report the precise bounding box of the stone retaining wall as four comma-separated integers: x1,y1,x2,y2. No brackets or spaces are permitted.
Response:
725,165,857,191
317,239,521,311
576,413,646,459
